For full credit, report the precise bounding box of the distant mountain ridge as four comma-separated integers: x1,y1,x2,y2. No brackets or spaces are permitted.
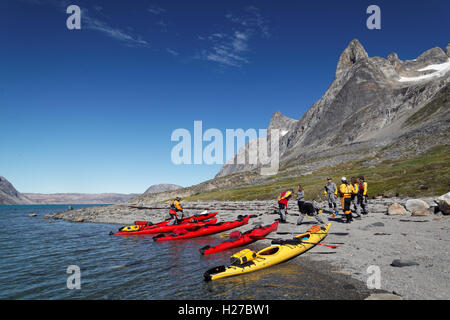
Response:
0,176,185,205
144,184,183,194
23,193,139,204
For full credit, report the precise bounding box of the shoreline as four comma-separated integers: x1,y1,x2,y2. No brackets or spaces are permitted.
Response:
47,197,450,300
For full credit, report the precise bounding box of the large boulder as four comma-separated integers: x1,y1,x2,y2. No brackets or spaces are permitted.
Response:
388,203,408,215
435,192,450,215
405,199,430,216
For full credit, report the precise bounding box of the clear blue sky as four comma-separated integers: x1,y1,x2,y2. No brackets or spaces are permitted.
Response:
1,0,449,193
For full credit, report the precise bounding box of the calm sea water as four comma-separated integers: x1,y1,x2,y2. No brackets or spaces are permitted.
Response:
0,205,368,300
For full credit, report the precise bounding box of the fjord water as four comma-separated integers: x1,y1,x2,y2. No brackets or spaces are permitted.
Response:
0,205,367,300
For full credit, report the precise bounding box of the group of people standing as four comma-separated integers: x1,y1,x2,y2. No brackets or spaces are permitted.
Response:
277,176,369,225
166,176,369,227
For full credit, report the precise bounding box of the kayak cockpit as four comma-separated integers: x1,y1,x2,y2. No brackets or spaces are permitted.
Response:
258,246,280,256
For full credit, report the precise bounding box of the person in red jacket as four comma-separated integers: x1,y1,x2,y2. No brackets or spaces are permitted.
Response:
277,189,293,223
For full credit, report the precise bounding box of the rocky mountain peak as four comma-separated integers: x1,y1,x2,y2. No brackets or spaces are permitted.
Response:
446,44,450,57
387,52,400,65
416,47,448,64
336,39,369,77
143,184,183,194
386,52,403,73
268,111,297,130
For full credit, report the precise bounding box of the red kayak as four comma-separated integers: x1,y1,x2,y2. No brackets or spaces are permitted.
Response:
136,211,217,228
199,220,279,255
153,215,251,241
111,212,218,236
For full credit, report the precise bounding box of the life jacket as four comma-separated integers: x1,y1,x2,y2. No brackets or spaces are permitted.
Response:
307,225,322,233
170,200,183,212
278,190,292,201
358,182,368,196
339,183,352,198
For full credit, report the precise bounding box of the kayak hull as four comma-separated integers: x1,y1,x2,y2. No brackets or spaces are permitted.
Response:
204,223,331,281
153,215,251,241
200,221,279,255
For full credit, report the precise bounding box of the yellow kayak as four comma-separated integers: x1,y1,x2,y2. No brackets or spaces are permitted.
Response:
203,223,331,281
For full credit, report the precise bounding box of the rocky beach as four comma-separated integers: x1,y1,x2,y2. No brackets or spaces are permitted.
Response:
48,193,450,300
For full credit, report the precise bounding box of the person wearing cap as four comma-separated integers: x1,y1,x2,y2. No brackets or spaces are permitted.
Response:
168,197,183,225
324,178,338,218
339,177,353,223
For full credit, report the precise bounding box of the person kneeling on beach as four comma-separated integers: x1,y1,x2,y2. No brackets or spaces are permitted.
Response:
296,201,325,226
168,197,183,225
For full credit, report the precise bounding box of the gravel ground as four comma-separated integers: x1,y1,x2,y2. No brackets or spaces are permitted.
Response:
48,197,450,300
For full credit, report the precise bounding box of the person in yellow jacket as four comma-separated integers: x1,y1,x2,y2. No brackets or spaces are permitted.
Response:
168,197,183,225
351,177,362,219
357,176,369,215
339,177,353,223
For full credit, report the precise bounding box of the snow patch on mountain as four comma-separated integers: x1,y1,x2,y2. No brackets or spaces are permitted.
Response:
398,59,450,82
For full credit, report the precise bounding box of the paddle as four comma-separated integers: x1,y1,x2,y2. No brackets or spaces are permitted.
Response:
248,235,340,248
